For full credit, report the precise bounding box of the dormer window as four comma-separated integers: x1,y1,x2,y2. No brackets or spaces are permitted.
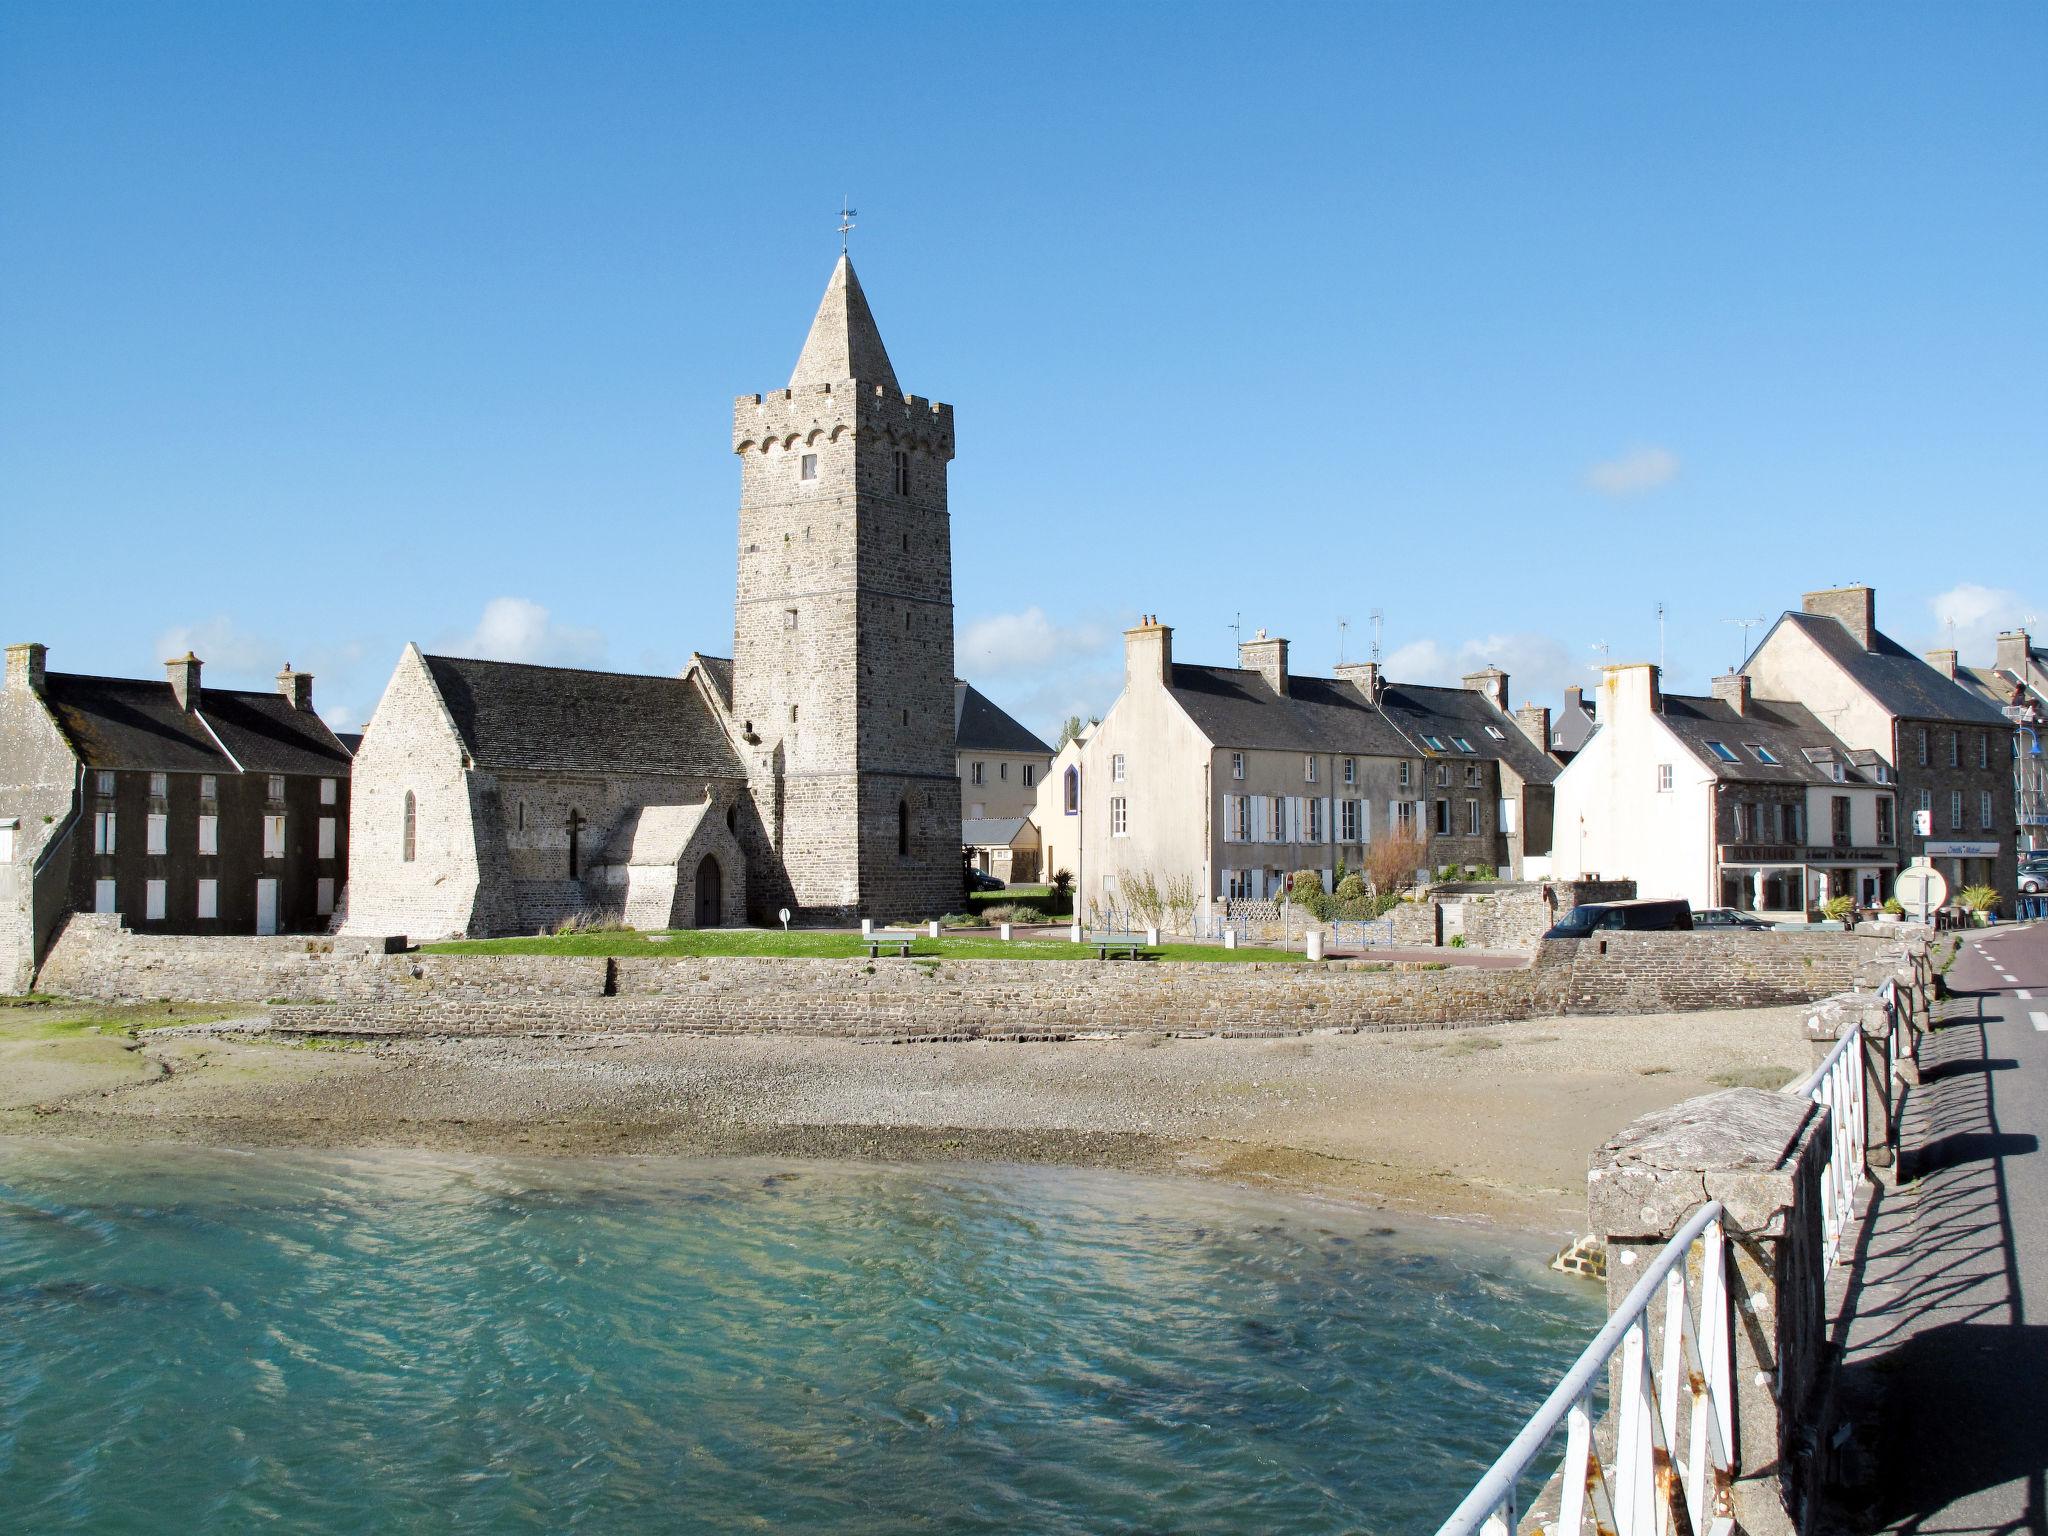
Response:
1706,741,1739,763
800,453,818,482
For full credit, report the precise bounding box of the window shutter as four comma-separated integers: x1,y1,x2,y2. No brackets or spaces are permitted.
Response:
1323,797,1334,843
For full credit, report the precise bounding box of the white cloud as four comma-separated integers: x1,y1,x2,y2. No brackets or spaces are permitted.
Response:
1921,583,2046,663
1385,631,1584,705
153,615,278,675
443,597,606,669
1585,445,1680,497
957,606,1114,676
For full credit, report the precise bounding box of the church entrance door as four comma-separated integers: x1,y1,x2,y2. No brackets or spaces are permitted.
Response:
695,855,722,928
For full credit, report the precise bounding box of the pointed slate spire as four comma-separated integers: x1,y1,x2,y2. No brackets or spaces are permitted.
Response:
788,254,899,394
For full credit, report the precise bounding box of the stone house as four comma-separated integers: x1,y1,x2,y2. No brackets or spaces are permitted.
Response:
1040,618,1557,923
343,254,964,938
963,816,1041,885
1551,663,1899,919
1932,626,2047,856
1744,586,2016,906
1,643,352,989
956,680,1053,821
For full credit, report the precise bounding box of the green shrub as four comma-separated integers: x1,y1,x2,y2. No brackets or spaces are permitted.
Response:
938,912,981,928
1288,869,1331,921
979,903,1043,926
1334,873,1369,904
1448,934,1467,948
1822,894,1856,923
1882,897,1904,916
1959,885,1999,914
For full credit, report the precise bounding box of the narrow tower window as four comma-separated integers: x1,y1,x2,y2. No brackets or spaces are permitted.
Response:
893,451,910,495
800,453,818,481
897,799,910,857
402,791,416,862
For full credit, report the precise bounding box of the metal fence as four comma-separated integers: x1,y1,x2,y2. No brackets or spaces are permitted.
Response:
1328,918,1396,950
1790,978,1888,1281
1435,1203,1735,1536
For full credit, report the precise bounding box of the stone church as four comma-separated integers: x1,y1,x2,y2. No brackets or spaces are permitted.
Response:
342,256,963,939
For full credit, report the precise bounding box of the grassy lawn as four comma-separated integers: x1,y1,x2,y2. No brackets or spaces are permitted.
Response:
0,995,245,1041
420,929,1301,963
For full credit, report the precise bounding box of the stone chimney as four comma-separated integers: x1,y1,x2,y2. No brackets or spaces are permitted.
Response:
1710,672,1752,715
1461,667,1509,713
1239,630,1289,697
1923,648,1958,681
1333,661,1382,703
1996,629,2032,676
1565,685,1587,720
5,642,47,697
165,652,203,711
1514,702,1551,751
276,663,313,712
1802,585,1876,652
1596,662,1661,724
1123,616,1173,691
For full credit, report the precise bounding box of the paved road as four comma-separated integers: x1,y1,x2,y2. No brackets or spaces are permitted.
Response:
1839,919,2048,1534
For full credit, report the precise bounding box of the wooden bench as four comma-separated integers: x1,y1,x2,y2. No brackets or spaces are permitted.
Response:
864,931,918,958
1084,930,1149,960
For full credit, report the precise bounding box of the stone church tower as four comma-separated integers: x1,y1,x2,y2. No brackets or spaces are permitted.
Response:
729,256,962,919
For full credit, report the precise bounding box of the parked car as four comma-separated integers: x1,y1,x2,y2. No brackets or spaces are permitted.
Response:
2020,854,2048,896
1543,898,1695,939
965,869,1007,893
1690,907,1775,931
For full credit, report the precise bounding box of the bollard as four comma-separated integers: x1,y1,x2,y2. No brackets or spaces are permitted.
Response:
1070,920,1083,944
1145,926,1159,947
1223,930,1238,950
861,917,873,938
927,920,941,939
1306,929,1325,961
999,922,1012,942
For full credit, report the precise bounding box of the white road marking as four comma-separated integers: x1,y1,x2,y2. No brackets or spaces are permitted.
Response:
2032,1011,2048,1033
2020,989,2035,1000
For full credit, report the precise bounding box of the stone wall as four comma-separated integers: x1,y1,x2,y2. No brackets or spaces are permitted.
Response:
1550,929,1887,1014
1384,878,1637,950
36,913,401,1003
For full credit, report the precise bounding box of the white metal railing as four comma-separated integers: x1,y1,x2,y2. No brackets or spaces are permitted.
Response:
1436,1202,1735,1536
1792,1012,1869,1281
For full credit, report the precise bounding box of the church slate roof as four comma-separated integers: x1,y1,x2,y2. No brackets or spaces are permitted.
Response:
691,655,735,711
1658,693,1882,786
1164,665,1555,781
1769,612,2011,726
420,654,743,779
954,681,1053,756
40,673,351,776
787,254,900,394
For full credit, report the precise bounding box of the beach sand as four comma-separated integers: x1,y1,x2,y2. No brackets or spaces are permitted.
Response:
1,1002,1814,1235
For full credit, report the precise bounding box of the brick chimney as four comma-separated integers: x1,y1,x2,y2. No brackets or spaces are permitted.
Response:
1996,629,2032,676
276,663,313,711
1710,672,1752,715
5,642,47,697
1802,585,1876,652
1597,663,1661,723
1334,661,1382,702
165,651,203,711
1514,702,1551,751
1123,616,1173,691
1923,648,1958,681
1239,630,1289,697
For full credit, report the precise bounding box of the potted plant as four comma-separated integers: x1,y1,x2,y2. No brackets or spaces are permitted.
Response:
1822,894,1856,926
1879,897,1904,924
1959,885,2000,925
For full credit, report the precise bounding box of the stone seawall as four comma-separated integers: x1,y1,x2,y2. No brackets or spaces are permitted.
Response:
35,914,1904,1039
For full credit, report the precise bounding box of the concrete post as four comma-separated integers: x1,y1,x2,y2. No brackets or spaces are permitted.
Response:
999,922,1012,942
1305,929,1325,961
861,917,873,938
1588,1089,1830,1536
926,920,940,939
1805,991,1899,1173
1223,929,1237,950
1144,925,1159,947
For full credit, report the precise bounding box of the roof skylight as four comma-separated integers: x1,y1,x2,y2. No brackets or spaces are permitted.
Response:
1706,740,1739,763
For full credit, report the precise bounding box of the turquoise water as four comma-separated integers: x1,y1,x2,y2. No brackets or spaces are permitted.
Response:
0,1144,1598,1533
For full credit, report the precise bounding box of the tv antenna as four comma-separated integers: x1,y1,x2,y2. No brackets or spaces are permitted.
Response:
1656,601,1666,671
1722,616,1766,672
1228,611,1242,652
1369,608,1384,664
1337,616,1351,665
837,196,857,252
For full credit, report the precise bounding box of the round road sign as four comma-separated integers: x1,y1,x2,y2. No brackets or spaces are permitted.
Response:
1893,866,1948,921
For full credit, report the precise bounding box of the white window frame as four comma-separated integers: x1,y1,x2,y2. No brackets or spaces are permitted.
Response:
999,762,1009,781
971,762,984,785
1465,763,1481,788
1340,799,1359,842
1231,752,1245,780
200,774,217,800
198,814,218,856
96,770,116,796
1466,798,1480,835
146,812,168,855
94,878,118,914
1112,753,1126,783
1949,790,1963,831
1305,756,1318,784
1981,789,1995,830
149,771,168,797
800,452,818,482
196,878,218,920
145,879,166,921
1342,756,1355,786
94,810,116,855
268,775,286,801
1023,765,1035,788
318,817,337,860
320,777,337,805
1399,762,1411,787
1110,796,1128,837
263,814,286,859
1656,763,1673,793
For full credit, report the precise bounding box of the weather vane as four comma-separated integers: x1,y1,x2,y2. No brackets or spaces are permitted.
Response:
838,196,857,253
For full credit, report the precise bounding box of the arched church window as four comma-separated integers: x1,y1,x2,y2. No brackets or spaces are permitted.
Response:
402,791,416,862
897,799,910,857
1064,766,1080,815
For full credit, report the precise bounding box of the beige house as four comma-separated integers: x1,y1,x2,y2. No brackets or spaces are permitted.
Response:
963,816,1041,884
955,681,1052,821
1551,663,1899,919
1041,619,1557,923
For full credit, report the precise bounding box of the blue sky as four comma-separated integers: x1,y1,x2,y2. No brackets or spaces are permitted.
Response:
4,2,2043,737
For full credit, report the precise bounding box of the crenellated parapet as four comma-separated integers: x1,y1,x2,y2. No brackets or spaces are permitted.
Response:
731,382,955,461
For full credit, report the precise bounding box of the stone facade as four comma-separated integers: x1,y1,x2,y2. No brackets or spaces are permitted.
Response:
343,255,965,938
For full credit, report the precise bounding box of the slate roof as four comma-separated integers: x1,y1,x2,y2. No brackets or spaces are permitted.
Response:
1659,693,1881,786
1552,689,1596,755
788,254,899,394
40,673,351,776
962,817,1031,847
955,681,1053,756
419,654,743,779
1769,612,2011,726
692,655,734,711
1164,665,1557,782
